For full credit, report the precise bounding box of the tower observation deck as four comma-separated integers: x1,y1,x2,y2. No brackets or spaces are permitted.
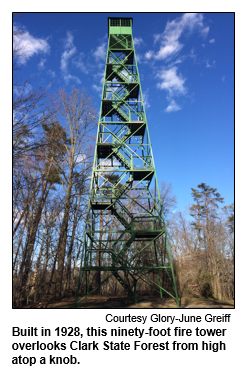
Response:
75,17,179,306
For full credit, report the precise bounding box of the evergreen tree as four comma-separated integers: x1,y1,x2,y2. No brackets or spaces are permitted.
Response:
223,203,234,233
190,183,224,274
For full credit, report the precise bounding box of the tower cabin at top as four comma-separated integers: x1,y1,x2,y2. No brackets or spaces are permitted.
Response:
108,17,133,36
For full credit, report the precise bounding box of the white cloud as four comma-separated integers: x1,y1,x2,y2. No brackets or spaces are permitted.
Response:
93,42,107,61
134,37,144,46
92,67,105,97
172,58,183,65
72,53,89,74
92,84,103,97
165,100,181,113
202,27,210,37
93,70,105,84
13,83,33,98
60,32,76,72
63,74,81,85
47,69,56,78
136,53,141,63
60,32,81,84
189,48,196,60
154,13,209,61
38,58,46,70
142,90,150,108
13,26,50,64
209,39,215,43
165,58,184,71
156,67,187,96
155,42,182,60
145,50,154,60
206,59,216,68
76,153,87,164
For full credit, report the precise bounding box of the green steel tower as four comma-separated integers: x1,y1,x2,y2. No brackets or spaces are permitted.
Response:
75,17,179,307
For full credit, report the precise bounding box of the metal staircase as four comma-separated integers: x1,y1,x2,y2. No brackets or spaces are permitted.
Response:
113,178,132,198
112,148,131,169
112,207,131,229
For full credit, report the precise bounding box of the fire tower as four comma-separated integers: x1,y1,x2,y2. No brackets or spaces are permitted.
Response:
75,17,179,307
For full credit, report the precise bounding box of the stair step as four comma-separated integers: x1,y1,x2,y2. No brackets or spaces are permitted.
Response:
113,272,134,298
113,209,130,228
112,235,134,264
113,181,131,198
113,150,131,169
116,199,133,220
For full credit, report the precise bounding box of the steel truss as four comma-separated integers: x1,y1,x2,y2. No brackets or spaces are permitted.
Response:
75,17,179,307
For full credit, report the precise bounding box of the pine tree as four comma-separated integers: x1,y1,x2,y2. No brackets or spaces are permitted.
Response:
189,183,224,297
223,203,234,233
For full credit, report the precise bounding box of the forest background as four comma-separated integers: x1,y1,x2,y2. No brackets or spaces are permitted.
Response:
12,13,234,307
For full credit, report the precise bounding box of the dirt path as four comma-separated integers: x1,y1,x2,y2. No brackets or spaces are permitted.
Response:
29,296,234,309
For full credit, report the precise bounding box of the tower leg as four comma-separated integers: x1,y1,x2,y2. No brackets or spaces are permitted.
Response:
154,241,163,299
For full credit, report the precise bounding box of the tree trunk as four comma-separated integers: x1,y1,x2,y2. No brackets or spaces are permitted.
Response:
55,165,74,298
18,182,51,302
66,196,81,291
29,224,47,299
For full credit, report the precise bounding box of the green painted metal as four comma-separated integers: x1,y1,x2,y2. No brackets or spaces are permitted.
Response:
75,17,180,307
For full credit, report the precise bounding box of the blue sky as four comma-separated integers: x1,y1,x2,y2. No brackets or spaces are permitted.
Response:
13,12,234,213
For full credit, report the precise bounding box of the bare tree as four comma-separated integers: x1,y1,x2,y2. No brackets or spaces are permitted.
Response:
53,87,97,298
13,18,57,165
